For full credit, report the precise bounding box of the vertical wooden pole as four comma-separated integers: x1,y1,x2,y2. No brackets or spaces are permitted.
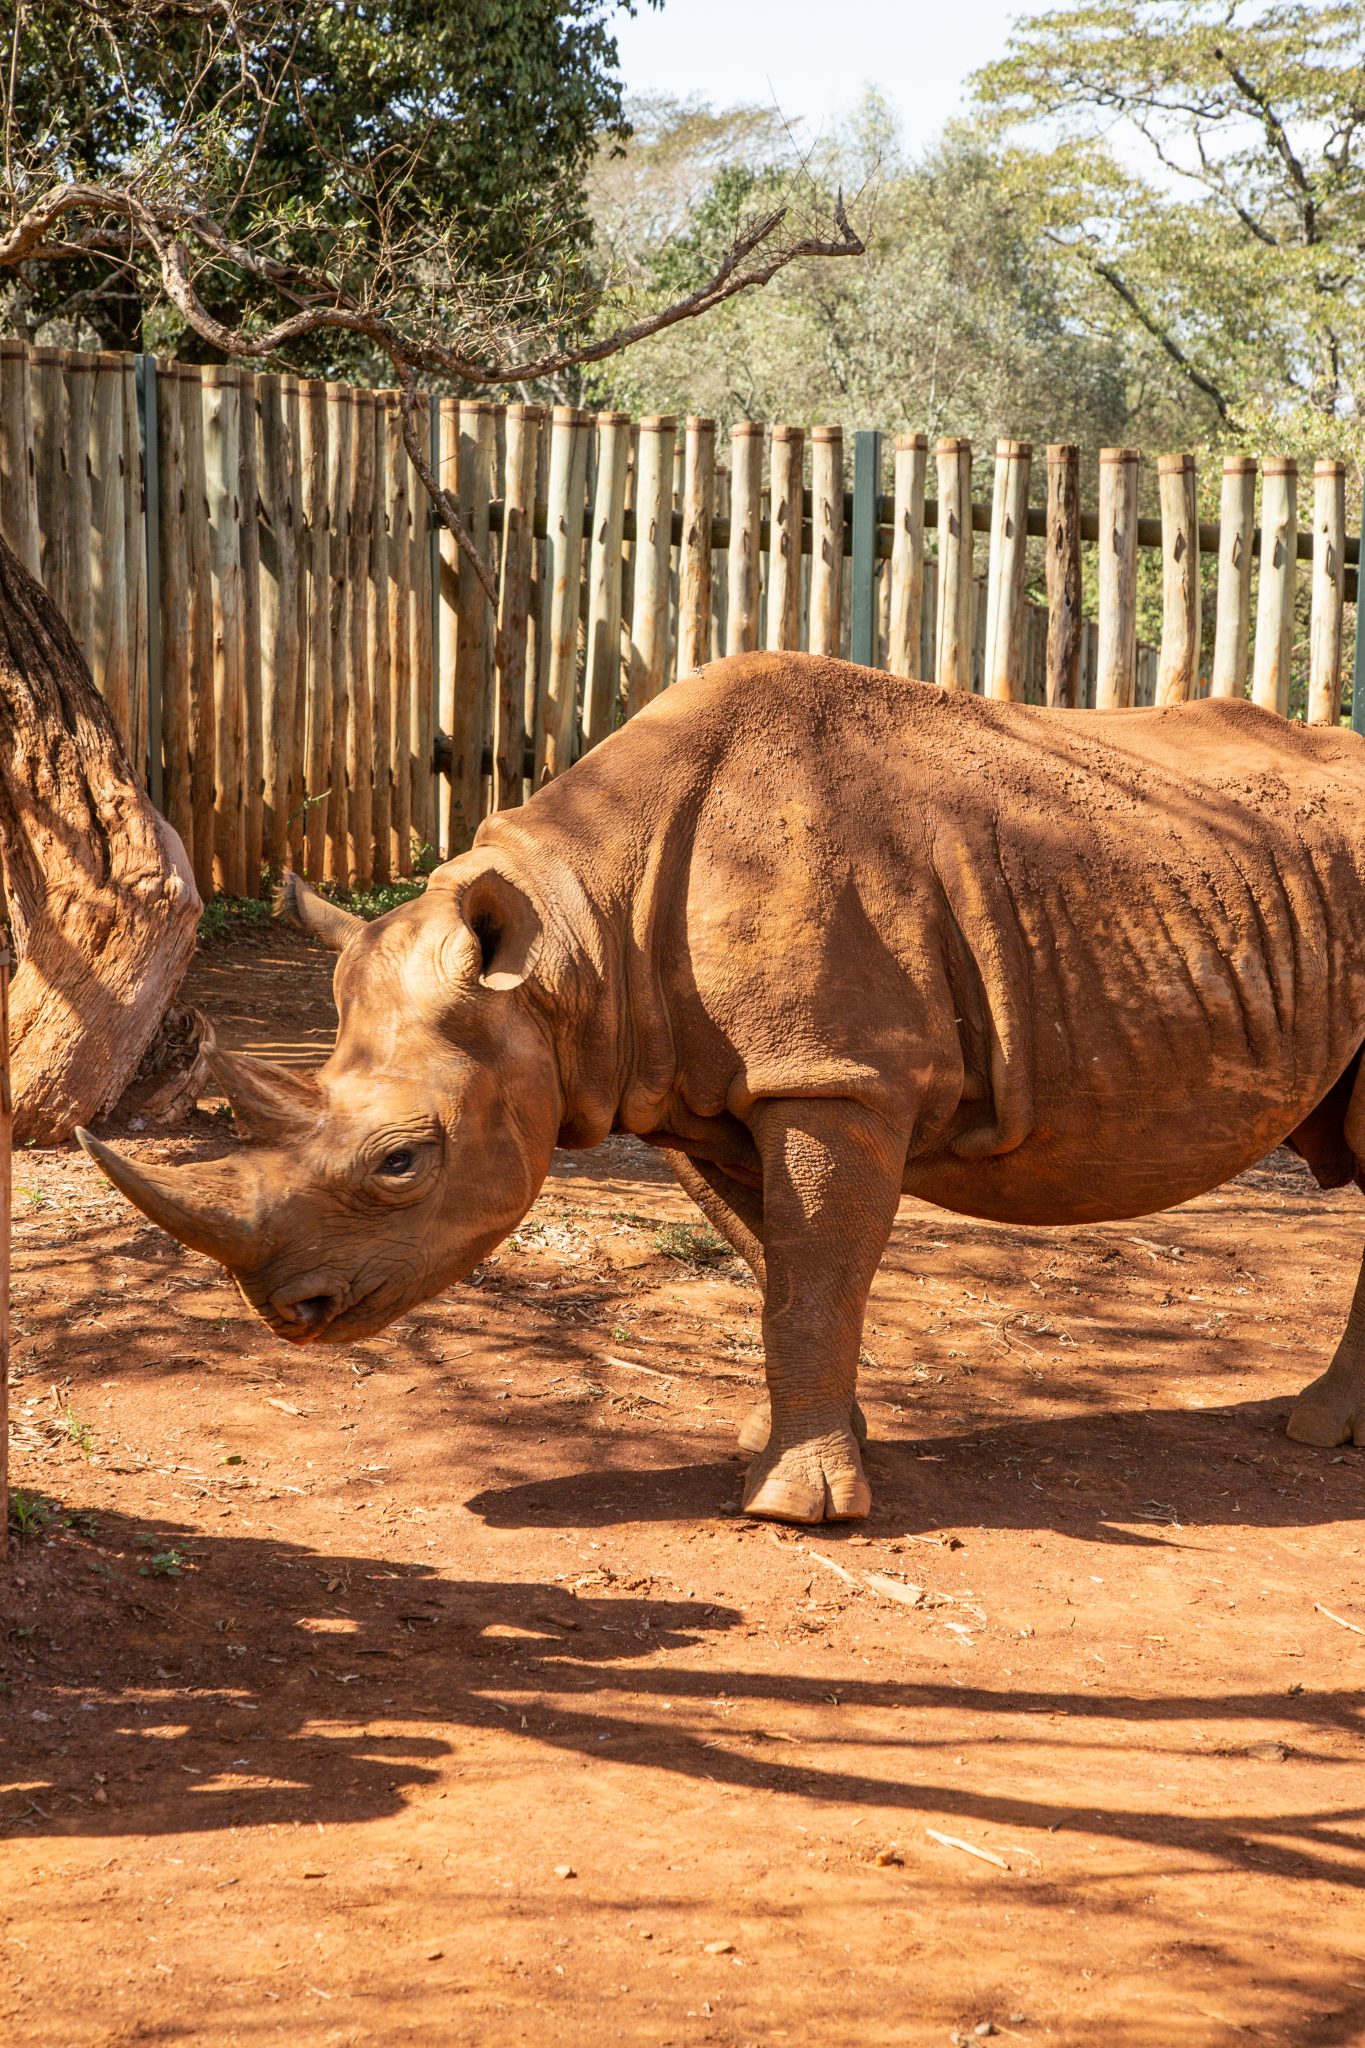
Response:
677,416,716,676
64,353,95,668
156,362,193,855
29,346,70,622
538,405,590,780
367,394,392,885
384,394,414,871
495,401,541,805
809,425,844,657
300,377,332,879
983,438,1031,702
726,421,763,657
1155,452,1200,705
1210,454,1256,700
1045,444,1082,708
934,437,974,692
0,339,39,574
1095,448,1140,710
850,430,882,668
766,425,804,653
285,376,309,866
435,395,459,849
89,354,131,744
888,432,927,679
1308,457,1347,726
256,372,302,872
583,410,631,750
448,399,493,850
203,364,246,895
124,356,149,782
407,392,434,861
1251,456,1298,716
345,389,376,885
628,415,676,712
177,367,215,897
324,381,353,883
237,369,263,892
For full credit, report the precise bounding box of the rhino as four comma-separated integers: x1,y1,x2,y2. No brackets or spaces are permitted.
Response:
80,653,1365,1523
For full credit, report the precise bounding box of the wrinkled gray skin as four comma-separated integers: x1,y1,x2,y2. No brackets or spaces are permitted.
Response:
81,655,1365,1522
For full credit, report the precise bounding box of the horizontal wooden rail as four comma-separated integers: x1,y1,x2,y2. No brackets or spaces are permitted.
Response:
486,493,1361,593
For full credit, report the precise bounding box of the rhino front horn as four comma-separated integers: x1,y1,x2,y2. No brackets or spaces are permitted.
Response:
75,1129,262,1269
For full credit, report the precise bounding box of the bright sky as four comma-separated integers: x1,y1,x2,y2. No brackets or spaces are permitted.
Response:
612,0,1054,153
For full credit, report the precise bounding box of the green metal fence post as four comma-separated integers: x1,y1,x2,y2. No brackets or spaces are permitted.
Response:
851,428,882,668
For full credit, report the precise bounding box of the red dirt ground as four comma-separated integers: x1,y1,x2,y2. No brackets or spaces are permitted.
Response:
3,921,1365,2048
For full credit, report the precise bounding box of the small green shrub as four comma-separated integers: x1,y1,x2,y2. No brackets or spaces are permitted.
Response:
654,1221,733,1269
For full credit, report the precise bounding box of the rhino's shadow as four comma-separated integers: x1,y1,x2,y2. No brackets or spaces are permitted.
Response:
464,1393,1364,1546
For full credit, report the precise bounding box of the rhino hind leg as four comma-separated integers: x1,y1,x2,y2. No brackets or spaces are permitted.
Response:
1288,1242,1365,1448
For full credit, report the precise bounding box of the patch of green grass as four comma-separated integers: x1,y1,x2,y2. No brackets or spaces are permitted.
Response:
653,1221,733,1270
197,895,275,943
140,1548,188,1579
7,1488,55,1540
18,1184,47,1210
62,1406,96,1457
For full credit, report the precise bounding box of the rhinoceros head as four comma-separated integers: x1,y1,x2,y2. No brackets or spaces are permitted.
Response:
78,860,565,1344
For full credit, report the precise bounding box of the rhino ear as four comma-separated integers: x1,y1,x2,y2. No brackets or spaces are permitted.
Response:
205,1038,323,1142
459,868,543,991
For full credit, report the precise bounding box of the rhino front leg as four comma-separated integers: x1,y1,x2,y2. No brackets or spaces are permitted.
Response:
1288,1242,1365,1448
740,1098,905,1524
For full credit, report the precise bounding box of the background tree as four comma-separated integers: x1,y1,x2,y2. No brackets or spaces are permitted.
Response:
973,0,1365,458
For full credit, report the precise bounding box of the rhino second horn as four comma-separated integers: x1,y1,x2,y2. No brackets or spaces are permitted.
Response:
75,1129,261,1269
205,1044,322,1142
274,870,365,953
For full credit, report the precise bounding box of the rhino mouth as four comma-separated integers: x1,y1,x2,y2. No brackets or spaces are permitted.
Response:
243,1274,398,1346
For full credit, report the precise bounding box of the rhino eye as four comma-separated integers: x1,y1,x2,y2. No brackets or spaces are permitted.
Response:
377,1148,416,1178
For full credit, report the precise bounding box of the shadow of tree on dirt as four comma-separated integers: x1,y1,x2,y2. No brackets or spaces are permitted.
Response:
4,1503,1365,1911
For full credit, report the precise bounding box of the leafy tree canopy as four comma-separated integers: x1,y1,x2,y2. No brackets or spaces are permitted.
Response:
973,1,1365,446
6,0,657,371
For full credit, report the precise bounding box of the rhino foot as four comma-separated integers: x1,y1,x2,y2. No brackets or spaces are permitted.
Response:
737,1395,869,1456
741,1425,870,1525
1287,1364,1365,1448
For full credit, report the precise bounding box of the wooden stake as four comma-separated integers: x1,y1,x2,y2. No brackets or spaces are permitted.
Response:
0,946,9,1560
584,410,631,749
29,347,70,624
407,390,434,860
64,353,96,668
1251,456,1298,716
238,369,263,892
435,395,459,848
727,421,763,656
935,437,974,692
809,425,844,657
122,355,149,781
677,416,716,676
299,376,332,880
449,399,494,849
0,340,39,575
344,389,376,884
1155,452,1200,705
983,438,1031,701
156,362,193,856
367,393,392,885
495,401,541,806
324,381,353,883
628,414,676,714
1308,458,1347,725
1210,455,1256,700
888,433,927,679
89,354,131,747
539,404,590,780
766,425,804,652
384,393,414,870
256,371,302,872
1045,444,1082,708
203,364,246,895
1095,448,1140,710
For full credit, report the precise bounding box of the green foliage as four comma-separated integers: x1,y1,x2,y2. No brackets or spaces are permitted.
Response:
587,94,1188,454
62,1407,95,1457
973,1,1365,456
8,0,654,370
653,1221,733,1269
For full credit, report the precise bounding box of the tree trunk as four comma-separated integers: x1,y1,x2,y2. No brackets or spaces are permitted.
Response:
0,530,200,1146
